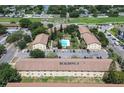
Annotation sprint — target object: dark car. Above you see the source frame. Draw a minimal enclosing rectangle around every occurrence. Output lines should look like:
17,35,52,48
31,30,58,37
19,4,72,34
107,34,111,36
120,45,124,49
3,50,7,54
112,38,116,40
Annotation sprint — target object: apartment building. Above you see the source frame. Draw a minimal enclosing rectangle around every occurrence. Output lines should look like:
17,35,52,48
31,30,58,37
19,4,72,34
15,58,112,78
79,26,101,50
32,34,49,51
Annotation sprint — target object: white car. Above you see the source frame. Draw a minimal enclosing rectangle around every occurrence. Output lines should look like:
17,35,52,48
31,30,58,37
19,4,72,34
114,41,119,46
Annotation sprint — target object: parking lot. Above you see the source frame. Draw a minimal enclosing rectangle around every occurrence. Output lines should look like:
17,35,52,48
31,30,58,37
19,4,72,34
105,31,124,59
45,49,108,59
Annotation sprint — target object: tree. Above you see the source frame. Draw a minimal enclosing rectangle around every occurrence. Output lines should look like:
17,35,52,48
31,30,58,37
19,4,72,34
47,5,67,15
97,32,109,47
33,5,44,14
91,6,98,17
69,11,80,18
121,61,124,71
107,9,119,17
51,32,57,40
64,24,79,36
90,28,98,35
0,6,4,14
0,63,21,87
6,31,23,43
31,26,47,38
29,22,43,30
30,49,45,58
23,34,32,43
47,24,53,28
117,56,123,64
17,40,27,50
0,24,7,35
0,44,6,55
103,71,124,84
19,18,32,28
95,5,112,14
60,24,63,32
58,41,62,49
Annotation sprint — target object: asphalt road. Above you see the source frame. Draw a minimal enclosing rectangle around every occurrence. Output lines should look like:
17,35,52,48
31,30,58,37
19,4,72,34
105,32,124,59
0,44,17,63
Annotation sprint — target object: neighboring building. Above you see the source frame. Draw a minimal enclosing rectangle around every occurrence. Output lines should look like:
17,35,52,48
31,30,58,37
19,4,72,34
24,14,33,18
0,13,4,17
82,33,101,50
119,12,124,16
32,34,49,50
79,26,101,50
6,83,124,87
79,26,91,36
97,14,108,18
14,58,112,78
118,26,124,39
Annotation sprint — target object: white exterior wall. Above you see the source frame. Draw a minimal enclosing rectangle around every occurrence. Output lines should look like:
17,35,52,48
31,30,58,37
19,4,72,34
19,71,104,78
87,43,101,50
32,44,46,50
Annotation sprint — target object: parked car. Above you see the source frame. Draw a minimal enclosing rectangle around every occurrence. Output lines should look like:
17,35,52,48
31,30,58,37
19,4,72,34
114,41,119,46
112,38,116,40
107,34,111,36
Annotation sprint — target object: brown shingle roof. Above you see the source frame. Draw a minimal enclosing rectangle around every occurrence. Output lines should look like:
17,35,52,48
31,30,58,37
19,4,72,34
15,58,112,72
78,26,91,34
82,33,101,45
32,34,49,45
79,26,101,45
6,83,124,87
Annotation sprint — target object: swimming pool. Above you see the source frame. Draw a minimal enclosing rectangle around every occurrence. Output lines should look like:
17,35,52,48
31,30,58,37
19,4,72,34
60,39,70,48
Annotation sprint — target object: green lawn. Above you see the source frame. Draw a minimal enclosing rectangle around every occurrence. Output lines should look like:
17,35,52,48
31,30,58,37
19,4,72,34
69,16,124,24
0,17,64,23
21,76,104,84
109,28,118,36
0,18,43,22
1,17,124,24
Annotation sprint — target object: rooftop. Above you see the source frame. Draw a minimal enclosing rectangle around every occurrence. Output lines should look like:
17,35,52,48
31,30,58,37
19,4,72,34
82,33,101,45
79,26,101,45
32,33,49,45
15,58,112,72
78,26,91,34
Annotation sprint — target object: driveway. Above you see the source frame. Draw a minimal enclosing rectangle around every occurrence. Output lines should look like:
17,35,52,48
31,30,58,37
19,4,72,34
16,49,30,58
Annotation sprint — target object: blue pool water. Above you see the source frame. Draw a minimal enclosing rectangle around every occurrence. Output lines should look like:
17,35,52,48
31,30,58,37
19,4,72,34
60,39,70,48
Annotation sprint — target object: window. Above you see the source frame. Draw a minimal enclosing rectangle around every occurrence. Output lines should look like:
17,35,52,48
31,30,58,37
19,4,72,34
94,74,96,76
87,73,89,75
26,73,29,75
100,74,102,76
